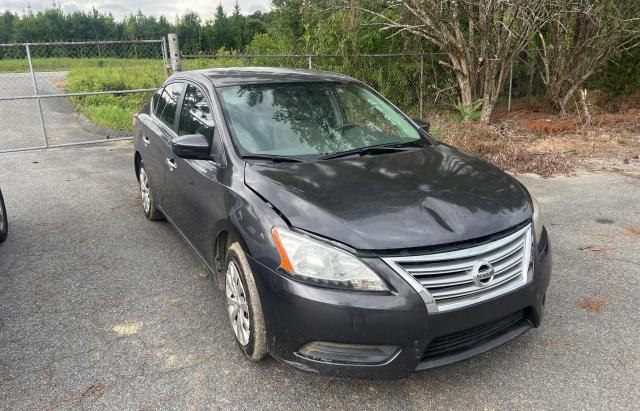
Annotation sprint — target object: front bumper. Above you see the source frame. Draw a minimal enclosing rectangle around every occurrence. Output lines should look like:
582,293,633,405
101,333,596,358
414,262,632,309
248,228,552,378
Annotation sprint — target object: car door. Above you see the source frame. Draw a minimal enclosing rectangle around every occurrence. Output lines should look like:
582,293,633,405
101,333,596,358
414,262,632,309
146,81,184,209
164,82,228,265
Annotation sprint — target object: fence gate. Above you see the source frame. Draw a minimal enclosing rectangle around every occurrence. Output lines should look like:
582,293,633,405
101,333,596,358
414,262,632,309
0,39,168,153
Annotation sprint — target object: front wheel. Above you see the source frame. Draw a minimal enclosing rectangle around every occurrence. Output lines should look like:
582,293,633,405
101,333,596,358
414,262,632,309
224,241,268,361
0,190,7,242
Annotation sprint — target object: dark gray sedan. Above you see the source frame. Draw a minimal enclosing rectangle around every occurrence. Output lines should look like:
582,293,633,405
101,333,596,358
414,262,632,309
133,67,551,378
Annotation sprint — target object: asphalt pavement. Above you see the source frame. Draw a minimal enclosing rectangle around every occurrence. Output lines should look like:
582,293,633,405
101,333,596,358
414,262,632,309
0,72,130,151
0,143,639,409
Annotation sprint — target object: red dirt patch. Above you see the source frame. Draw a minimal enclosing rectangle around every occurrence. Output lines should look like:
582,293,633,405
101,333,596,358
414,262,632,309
438,120,573,177
578,245,615,253
526,118,579,134
579,298,605,313
434,98,640,176
623,224,640,237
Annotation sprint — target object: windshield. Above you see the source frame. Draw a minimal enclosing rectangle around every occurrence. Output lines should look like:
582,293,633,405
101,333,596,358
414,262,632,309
216,82,423,158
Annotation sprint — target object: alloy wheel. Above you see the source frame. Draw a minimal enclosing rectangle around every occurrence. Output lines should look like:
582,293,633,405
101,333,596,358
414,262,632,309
226,261,250,346
139,168,151,213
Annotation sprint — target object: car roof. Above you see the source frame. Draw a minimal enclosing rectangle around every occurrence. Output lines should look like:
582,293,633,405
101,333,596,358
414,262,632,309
177,67,359,87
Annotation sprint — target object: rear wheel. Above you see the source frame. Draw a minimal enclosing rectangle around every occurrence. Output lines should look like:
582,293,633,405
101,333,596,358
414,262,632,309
0,190,7,242
224,242,267,361
138,162,163,221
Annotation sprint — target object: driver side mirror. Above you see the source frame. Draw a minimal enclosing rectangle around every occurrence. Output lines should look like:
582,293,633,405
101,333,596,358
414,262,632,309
413,119,430,133
171,134,211,160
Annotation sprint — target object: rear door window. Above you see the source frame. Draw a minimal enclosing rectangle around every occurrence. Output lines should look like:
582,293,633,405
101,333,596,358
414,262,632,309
156,82,184,130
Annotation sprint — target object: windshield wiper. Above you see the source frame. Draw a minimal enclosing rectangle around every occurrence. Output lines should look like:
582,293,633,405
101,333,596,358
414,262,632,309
242,154,306,163
319,142,421,160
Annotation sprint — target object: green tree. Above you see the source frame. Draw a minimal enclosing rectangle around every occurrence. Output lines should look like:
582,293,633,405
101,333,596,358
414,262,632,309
538,0,640,116
0,10,16,43
208,5,229,51
247,0,308,54
229,1,245,51
176,12,202,54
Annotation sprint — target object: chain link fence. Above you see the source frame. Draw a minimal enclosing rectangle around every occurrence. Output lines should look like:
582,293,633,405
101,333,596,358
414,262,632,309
0,39,166,153
0,37,547,153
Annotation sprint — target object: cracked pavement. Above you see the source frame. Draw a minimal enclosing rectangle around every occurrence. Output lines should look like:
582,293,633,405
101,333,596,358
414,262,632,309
0,143,639,409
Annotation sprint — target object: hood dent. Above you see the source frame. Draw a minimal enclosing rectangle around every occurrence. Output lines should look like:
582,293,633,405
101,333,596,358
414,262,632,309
245,145,532,250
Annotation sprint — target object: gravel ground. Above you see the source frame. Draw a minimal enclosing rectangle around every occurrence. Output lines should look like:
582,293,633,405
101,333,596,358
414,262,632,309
0,143,639,410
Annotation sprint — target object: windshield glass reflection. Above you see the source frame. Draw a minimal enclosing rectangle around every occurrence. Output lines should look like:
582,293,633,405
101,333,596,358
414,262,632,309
217,82,421,158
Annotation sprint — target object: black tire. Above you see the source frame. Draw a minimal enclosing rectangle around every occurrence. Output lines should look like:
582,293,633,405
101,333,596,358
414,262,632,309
0,190,7,243
138,162,163,221
224,241,268,361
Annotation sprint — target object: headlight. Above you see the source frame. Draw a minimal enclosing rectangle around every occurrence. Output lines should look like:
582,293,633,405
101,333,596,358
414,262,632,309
532,196,544,243
271,227,389,292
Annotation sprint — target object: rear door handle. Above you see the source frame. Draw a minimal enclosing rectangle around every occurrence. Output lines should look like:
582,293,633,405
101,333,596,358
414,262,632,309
143,135,150,145
166,158,177,171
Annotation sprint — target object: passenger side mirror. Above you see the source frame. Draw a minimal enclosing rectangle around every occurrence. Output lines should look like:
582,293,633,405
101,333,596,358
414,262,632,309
171,134,211,160
413,119,430,133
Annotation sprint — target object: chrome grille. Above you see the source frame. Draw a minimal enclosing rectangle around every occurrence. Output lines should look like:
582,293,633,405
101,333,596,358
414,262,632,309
383,225,533,312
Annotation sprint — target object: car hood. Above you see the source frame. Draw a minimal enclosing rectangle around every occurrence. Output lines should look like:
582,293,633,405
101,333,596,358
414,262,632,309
244,144,532,251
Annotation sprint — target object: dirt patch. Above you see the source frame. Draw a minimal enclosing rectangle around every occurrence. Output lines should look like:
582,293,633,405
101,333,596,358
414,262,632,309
543,339,581,352
578,245,615,253
437,119,573,177
623,224,640,237
433,102,640,177
81,384,107,399
130,193,142,207
526,118,579,134
54,78,67,92
578,298,605,313
615,356,638,369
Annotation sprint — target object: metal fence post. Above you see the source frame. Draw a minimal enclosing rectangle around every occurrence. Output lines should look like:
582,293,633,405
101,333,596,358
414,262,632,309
168,33,182,72
419,54,424,118
161,38,171,76
508,60,513,112
308,54,312,70
25,44,49,148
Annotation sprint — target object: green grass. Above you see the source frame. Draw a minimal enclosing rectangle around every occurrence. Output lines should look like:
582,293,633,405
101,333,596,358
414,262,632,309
0,57,163,73
57,57,266,131
60,60,164,131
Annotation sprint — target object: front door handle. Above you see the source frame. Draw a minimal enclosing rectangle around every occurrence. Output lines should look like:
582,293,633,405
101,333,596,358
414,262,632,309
166,158,177,171
143,135,150,145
